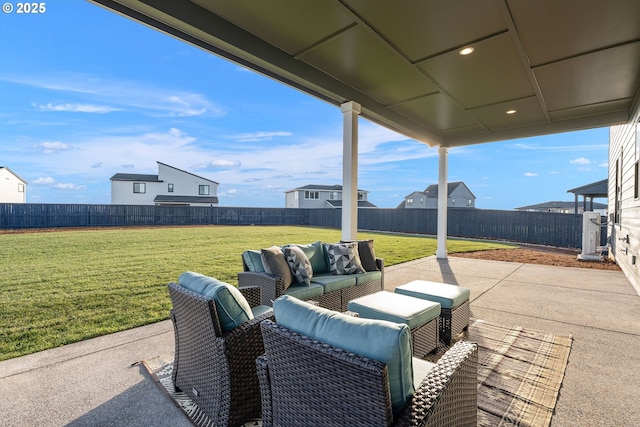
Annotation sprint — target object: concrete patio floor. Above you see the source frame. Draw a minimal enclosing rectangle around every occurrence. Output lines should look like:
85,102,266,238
1,256,639,426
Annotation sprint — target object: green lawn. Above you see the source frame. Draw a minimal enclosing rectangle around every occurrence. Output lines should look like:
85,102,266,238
0,225,515,360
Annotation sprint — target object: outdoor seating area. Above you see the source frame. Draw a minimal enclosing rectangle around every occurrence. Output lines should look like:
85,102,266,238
169,268,477,426
2,255,639,427
167,240,480,426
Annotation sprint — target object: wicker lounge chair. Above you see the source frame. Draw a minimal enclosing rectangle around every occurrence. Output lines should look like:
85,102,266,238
168,281,274,427
257,318,478,427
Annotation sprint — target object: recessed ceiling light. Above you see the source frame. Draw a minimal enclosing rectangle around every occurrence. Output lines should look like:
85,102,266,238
506,109,517,115
459,46,474,56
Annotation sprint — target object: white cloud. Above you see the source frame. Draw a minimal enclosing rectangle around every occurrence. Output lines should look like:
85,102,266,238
31,176,85,191
207,159,241,168
570,157,591,165
524,172,538,177
512,143,607,152
33,177,55,185
34,141,73,154
2,73,225,118
36,103,120,113
225,131,292,142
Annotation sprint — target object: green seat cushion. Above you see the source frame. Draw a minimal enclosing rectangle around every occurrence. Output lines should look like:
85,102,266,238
395,280,470,309
289,241,328,274
310,273,356,293
353,270,382,285
348,291,441,330
251,305,274,318
178,272,253,332
242,250,265,273
274,295,414,416
283,282,324,301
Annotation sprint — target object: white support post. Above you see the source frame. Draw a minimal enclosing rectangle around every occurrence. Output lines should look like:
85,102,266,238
436,146,448,259
341,101,361,242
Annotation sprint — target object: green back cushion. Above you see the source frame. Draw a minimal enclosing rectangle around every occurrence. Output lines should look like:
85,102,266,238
274,295,414,415
242,250,265,273
178,272,253,332
290,241,328,274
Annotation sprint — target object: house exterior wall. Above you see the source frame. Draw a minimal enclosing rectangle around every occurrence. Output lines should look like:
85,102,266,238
608,109,640,295
404,191,428,208
157,163,218,204
0,168,26,203
449,185,475,207
285,188,366,208
111,179,162,205
111,163,218,206
404,184,474,208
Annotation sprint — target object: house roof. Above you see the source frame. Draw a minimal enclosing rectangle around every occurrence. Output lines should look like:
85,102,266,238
515,201,608,210
325,200,378,209
157,161,219,185
0,166,27,184
567,179,608,198
110,173,161,182
154,195,219,204
91,0,640,148
109,162,219,184
408,181,475,199
286,184,368,193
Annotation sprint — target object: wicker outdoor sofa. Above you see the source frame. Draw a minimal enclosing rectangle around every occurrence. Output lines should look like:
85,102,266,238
257,296,479,427
238,240,384,311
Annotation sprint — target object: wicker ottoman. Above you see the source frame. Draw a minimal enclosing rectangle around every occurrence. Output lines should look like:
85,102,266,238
395,280,470,345
347,291,441,358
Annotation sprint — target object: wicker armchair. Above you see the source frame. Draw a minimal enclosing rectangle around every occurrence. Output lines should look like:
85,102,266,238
257,319,478,427
168,282,274,427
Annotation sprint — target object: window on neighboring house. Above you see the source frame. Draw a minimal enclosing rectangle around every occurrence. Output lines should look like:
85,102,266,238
304,190,319,199
406,198,413,206
199,185,210,195
133,183,146,194
451,198,456,205
18,183,24,192
467,199,472,206
168,183,174,193
329,191,338,200
357,192,364,200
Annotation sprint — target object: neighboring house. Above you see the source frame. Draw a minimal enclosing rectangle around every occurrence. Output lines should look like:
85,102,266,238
110,161,219,206
285,184,377,208
0,166,27,203
401,181,475,209
515,201,608,215
609,114,640,294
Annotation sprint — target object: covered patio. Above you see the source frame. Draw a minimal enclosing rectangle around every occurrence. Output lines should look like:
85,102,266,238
1,256,638,425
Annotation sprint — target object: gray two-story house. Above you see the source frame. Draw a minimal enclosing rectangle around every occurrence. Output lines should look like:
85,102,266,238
402,181,475,209
285,184,377,208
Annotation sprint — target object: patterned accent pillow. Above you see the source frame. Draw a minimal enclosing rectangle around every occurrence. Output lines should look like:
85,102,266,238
324,242,365,275
341,239,378,271
284,246,313,286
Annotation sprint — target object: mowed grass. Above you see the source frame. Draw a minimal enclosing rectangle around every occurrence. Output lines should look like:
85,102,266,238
0,225,515,360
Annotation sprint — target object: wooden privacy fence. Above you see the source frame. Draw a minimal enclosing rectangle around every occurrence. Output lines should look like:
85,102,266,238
0,204,605,249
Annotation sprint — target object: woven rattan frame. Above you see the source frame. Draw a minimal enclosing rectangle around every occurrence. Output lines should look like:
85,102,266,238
440,300,470,345
411,317,439,358
258,319,477,427
168,282,274,427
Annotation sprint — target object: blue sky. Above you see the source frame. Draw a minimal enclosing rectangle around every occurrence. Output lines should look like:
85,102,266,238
0,1,609,209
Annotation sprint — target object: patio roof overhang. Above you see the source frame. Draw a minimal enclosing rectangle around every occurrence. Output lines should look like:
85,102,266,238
91,0,640,148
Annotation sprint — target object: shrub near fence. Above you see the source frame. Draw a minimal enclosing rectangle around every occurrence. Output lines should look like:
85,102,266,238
0,204,605,249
